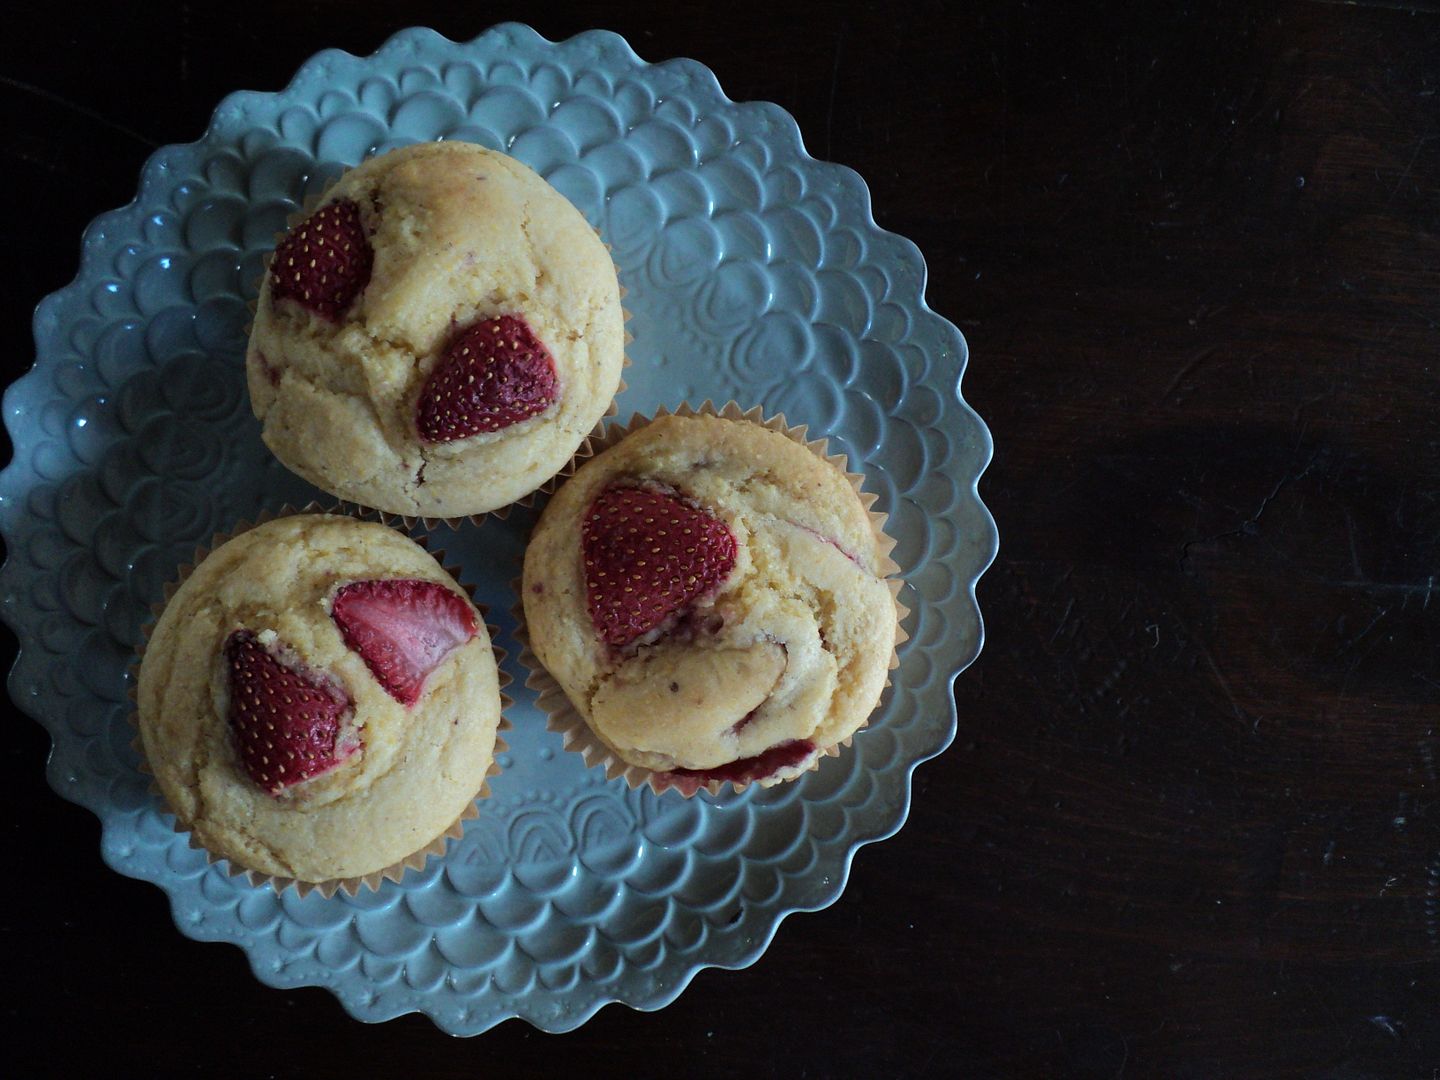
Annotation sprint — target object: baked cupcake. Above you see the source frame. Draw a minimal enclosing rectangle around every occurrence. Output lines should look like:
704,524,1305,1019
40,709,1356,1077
522,409,900,794
136,513,502,888
246,141,626,520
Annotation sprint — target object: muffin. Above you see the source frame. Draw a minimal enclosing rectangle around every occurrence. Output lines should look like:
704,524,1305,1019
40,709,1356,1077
246,141,626,519
522,410,900,793
136,513,502,887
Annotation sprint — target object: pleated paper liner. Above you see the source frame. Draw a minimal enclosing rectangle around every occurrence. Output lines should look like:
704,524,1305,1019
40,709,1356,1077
515,401,910,798
126,504,513,899
245,151,633,530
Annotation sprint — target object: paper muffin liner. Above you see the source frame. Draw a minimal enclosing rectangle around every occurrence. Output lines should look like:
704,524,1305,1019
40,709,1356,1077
514,401,909,798
244,153,633,530
127,503,513,899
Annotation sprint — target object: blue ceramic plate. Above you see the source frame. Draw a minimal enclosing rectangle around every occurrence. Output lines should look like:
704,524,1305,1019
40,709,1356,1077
0,25,996,1034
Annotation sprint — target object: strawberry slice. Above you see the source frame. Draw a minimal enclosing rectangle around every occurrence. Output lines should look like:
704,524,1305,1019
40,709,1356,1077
223,630,357,796
415,314,559,442
665,738,817,788
582,485,737,648
269,198,373,319
330,579,478,706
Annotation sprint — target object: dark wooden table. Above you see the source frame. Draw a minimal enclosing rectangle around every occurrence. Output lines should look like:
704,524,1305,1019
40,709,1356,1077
4,2,1438,1076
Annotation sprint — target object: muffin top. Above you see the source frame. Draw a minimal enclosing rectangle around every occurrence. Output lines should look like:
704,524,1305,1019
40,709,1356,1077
522,414,898,785
246,141,625,518
136,514,500,883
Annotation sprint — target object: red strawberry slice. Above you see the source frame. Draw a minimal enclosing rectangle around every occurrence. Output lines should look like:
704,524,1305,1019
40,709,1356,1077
665,738,817,789
223,630,357,796
582,485,737,648
330,579,478,706
269,198,373,319
415,314,559,442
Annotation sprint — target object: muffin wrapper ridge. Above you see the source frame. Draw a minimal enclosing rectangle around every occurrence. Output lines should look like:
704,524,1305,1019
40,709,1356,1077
513,401,910,799
126,503,513,899
245,163,633,531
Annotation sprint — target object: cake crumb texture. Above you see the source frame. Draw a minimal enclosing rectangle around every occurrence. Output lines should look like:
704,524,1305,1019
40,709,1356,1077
137,514,501,882
247,142,625,517
523,414,898,777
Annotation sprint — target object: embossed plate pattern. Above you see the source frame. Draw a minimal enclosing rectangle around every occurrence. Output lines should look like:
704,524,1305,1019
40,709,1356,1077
0,25,996,1033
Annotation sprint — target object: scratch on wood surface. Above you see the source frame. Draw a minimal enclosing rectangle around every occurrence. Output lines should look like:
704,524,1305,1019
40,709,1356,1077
1291,388,1333,426
0,75,158,147
1334,578,1435,608
1342,509,1364,578
1179,458,1321,570
1050,597,1077,643
1160,346,1217,403
1306,0,1440,14
1388,135,1436,200
1198,642,1246,724
1339,605,1393,652
1426,853,1440,947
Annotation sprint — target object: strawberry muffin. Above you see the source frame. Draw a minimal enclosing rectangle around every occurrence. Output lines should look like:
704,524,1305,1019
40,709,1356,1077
136,514,502,885
246,141,625,519
522,412,899,792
